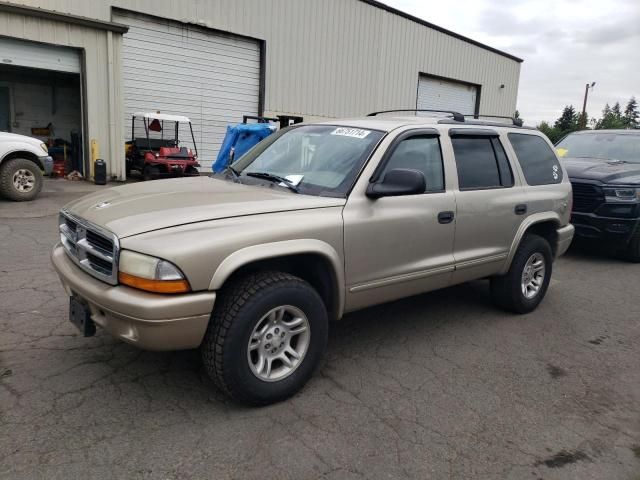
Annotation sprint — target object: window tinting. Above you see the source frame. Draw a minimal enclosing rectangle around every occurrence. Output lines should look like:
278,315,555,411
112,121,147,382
492,138,514,187
380,136,444,192
452,137,503,190
509,133,562,185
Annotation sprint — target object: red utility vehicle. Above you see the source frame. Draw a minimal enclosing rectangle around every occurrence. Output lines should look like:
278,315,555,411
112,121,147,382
125,112,200,180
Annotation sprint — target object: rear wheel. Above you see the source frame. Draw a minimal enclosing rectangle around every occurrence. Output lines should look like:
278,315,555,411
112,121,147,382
491,234,552,314
142,165,160,181
0,158,44,201
201,271,328,406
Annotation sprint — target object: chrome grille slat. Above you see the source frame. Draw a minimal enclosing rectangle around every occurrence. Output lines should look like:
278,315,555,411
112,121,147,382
58,210,120,285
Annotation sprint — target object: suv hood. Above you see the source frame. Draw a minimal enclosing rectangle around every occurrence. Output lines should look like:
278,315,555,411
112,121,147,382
0,131,44,148
64,176,345,238
561,157,640,185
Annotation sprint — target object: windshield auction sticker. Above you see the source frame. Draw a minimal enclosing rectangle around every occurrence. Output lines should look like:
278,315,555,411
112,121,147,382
331,127,371,139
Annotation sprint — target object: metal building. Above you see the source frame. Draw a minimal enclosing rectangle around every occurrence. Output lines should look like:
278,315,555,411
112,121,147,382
0,0,522,179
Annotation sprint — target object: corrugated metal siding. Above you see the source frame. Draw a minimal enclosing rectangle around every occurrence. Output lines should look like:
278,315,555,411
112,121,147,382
0,8,125,179
6,0,521,119
113,11,260,170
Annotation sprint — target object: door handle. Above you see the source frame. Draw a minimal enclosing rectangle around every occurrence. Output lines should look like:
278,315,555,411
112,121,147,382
515,204,527,215
438,211,455,224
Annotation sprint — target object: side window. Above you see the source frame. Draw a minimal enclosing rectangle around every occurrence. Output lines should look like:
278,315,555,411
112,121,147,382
492,138,514,187
379,136,444,192
508,133,562,185
451,136,513,190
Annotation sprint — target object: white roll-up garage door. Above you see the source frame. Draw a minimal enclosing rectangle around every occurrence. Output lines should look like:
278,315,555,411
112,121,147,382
0,38,80,73
114,11,261,170
417,75,478,116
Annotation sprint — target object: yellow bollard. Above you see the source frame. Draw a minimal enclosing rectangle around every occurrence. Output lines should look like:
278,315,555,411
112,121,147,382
90,139,99,179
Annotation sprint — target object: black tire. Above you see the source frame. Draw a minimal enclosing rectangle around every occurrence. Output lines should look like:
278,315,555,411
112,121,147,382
142,165,160,181
490,234,553,314
624,230,640,262
201,271,328,406
0,158,44,201
185,166,199,176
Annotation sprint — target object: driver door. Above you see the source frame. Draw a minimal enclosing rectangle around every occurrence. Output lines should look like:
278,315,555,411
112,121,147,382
343,130,457,312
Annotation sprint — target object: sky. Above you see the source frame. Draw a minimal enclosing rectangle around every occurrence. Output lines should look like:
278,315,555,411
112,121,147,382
382,0,640,126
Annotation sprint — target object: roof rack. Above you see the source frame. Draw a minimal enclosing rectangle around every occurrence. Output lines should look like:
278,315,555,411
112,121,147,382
367,109,465,122
463,115,523,127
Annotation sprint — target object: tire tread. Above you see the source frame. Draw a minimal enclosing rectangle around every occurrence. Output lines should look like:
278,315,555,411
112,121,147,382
202,271,310,404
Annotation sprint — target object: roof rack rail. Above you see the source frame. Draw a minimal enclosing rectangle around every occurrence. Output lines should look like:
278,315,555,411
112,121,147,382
367,109,465,122
464,114,523,127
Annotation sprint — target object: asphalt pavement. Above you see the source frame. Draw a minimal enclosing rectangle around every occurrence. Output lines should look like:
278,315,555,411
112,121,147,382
1,178,639,479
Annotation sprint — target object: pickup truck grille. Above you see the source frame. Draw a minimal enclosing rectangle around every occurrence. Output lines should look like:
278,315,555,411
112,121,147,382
571,182,604,213
59,210,119,285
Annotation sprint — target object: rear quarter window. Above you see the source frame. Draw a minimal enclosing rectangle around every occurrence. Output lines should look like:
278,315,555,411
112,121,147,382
508,133,562,185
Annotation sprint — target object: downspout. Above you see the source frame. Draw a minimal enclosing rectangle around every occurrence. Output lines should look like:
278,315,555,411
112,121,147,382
106,30,122,180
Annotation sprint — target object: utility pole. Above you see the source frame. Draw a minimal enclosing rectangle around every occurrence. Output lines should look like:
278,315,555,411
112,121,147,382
581,82,596,127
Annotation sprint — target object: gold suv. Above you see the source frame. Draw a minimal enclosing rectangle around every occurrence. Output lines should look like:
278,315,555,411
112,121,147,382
52,111,574,405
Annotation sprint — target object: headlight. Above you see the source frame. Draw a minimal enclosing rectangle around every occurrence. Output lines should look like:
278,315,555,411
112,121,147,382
603,187,640,201
118,250,190,294
40,143,49,154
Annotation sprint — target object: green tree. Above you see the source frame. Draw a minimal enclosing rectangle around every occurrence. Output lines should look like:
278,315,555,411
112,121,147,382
596,102,627,129
624,97,639,128
554,105,579,134
537,121,562,144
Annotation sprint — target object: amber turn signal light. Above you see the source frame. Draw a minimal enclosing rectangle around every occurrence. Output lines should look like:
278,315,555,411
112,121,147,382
118,272,191,294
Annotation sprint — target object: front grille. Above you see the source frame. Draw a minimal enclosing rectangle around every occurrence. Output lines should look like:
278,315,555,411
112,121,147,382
86,230,114,254
59,210,119,285
571,182,604,213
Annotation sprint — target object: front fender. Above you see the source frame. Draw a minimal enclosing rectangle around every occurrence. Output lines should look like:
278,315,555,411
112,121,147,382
209,239,345,317
500,212,562,274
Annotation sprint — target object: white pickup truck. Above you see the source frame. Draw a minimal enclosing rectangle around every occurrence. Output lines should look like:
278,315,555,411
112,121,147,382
0,132,53,201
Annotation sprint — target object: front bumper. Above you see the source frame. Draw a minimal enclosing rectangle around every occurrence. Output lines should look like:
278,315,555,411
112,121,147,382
571,212,640,247
51,243,216,351
39,155,53,175
556,224,575,257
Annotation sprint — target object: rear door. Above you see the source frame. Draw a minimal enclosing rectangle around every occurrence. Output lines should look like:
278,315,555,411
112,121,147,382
447,129,528,283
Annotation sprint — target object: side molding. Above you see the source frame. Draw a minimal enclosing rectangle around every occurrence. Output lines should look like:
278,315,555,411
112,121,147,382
500,212,561,274
208,239,345,317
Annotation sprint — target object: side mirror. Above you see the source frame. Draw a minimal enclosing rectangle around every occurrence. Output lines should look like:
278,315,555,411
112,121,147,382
366,168,426,199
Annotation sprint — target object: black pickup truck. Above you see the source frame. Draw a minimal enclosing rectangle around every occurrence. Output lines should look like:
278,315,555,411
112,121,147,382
557,129,640,261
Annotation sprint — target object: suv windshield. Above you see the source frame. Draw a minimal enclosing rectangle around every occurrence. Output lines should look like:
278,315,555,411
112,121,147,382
231,125,385,197
556,133,640,163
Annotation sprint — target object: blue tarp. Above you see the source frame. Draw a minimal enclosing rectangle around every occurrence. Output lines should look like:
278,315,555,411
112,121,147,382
212,123,275,173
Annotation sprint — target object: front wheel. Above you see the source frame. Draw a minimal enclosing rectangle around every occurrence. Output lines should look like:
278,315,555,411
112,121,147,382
142,165,160,181
0,158,44,201
201,271,328,406
490,234,553,314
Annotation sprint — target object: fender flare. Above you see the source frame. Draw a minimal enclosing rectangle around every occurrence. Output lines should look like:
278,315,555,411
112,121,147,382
1,148,44,169
500,212,561,274
209,239,345,317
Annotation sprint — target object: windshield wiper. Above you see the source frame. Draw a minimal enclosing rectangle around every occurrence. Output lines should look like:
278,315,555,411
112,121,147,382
245,172,300,193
